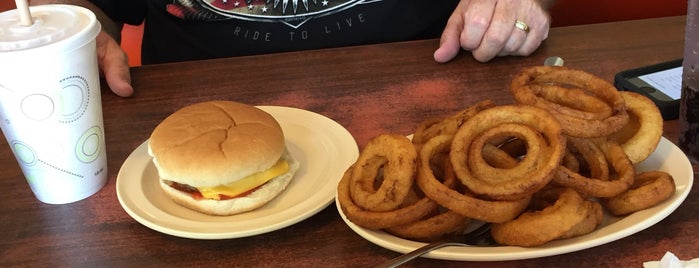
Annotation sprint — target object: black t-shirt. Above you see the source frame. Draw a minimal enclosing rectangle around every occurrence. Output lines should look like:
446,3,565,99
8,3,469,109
91,0,459,64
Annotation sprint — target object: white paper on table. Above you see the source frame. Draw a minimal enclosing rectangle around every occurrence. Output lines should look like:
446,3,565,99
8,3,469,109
644,252,699,268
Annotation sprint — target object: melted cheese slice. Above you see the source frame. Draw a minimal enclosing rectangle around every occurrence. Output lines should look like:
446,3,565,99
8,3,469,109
198,159,289,200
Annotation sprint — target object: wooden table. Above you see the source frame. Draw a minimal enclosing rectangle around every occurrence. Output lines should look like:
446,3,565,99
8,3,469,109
1,16,697,267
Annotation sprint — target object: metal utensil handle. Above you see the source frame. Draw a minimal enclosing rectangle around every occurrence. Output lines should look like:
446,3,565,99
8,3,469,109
373,241,463,268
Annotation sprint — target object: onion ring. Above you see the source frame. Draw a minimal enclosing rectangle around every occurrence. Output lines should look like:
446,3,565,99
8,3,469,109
385,208,471,242
553,139,634,198
601,171,676,216
511,66,628,138
349,134,417,212
608,91,663,164
337,165,439,229
416,135,530,223
529,84,614,120
449,105,566,200
385,155,471,242
490,188,589,247
481,142,519,169
562,137,610,183
412,100,495,150
412,117,442,148
559,200,604,239
560,152,581,174
466,123,547,192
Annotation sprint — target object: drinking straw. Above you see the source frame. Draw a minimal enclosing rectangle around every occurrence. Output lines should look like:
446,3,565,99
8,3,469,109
15,0,34,26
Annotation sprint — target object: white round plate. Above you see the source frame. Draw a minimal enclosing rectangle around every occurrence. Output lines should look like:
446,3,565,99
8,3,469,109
337,137,693,261
117,106,358,239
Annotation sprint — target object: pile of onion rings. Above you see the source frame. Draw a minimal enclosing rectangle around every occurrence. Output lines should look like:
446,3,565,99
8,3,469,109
337,66,676,246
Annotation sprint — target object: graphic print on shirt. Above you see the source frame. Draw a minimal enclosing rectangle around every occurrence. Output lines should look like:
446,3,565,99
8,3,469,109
166,0,381,28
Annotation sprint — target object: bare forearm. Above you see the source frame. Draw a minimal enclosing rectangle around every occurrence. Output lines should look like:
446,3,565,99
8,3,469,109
28,0,122,42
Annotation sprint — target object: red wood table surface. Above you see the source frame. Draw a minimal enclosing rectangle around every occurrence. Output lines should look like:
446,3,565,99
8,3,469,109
1,16,697,267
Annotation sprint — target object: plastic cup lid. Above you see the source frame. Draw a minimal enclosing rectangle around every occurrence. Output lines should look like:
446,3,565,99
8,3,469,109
0,5,98,52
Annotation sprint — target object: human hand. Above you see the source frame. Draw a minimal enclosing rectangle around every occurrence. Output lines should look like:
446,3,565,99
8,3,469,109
96,31,134,97
434,0,551,63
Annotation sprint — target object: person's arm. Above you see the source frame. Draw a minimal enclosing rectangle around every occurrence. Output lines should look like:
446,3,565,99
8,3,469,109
29,0,133,97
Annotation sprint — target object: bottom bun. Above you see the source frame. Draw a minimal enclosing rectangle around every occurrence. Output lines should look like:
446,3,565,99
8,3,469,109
160,150,300,216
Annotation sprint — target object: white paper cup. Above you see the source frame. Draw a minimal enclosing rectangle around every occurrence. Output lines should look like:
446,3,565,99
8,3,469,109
0,5,107,204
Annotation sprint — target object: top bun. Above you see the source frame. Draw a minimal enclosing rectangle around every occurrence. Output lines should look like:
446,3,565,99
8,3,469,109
148,101,285,187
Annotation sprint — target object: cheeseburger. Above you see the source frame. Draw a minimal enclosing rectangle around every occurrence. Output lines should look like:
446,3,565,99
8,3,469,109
148,101,299,216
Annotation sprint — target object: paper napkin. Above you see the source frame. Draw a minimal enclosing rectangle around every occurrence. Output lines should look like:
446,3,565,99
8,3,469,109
644,252,699,268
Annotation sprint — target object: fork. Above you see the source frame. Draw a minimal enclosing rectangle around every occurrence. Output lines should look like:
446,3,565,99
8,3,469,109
373,223,495,268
